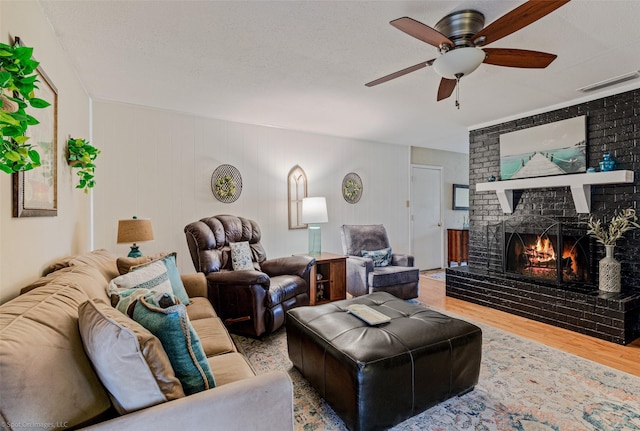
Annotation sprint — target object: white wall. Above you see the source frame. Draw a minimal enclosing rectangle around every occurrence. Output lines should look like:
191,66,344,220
0,1,469,302
0,0,92,303
92,101,412,274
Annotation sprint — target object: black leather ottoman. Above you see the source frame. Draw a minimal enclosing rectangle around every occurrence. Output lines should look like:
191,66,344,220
286,292,482,431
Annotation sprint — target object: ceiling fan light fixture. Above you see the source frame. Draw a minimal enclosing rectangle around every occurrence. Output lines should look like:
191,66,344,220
433,47,486,79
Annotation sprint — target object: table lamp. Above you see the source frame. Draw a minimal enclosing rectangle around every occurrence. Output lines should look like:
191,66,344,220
117,216,154,257
302,197,328,255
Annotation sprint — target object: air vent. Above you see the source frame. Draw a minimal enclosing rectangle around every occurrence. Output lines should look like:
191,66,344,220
577,71,640,93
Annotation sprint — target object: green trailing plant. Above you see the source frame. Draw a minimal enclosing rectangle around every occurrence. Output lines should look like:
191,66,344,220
68,137,100,193
0,41,51,174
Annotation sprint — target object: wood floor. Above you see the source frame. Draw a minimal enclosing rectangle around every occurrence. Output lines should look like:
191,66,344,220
419,272,640,377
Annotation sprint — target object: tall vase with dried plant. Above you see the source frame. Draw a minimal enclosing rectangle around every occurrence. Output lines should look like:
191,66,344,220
587,208,640,292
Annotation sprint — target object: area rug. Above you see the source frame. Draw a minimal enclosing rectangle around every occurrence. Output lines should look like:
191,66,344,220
422,271,446,281
232,311,640,431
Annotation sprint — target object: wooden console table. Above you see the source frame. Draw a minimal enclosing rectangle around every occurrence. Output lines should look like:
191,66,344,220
307,252,347,305
447,229,469,267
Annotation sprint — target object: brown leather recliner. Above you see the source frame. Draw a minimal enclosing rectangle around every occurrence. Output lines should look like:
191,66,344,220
184,214,315,337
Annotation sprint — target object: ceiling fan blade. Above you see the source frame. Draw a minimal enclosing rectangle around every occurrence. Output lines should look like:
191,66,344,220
365,60,434,87
437,78,457,101
483,48,557,68
472,0,570,46
390,17,453,48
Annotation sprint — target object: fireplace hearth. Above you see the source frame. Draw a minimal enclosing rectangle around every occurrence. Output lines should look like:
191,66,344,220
448,214,640,345
446,265,640,345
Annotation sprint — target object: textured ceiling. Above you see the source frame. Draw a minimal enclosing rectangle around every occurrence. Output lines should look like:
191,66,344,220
39,0,640,153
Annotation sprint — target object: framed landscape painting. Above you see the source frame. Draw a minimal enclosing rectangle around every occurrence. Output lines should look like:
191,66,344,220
499,116,587,181
453,184,469,210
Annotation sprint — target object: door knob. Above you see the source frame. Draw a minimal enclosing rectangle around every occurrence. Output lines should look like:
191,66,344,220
437,222,442,227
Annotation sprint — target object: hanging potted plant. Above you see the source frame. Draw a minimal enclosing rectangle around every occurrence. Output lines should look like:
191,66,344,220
0,41,51,174
67,137,100,193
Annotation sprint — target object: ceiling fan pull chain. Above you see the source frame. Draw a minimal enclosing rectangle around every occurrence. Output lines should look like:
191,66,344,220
455,74,462,109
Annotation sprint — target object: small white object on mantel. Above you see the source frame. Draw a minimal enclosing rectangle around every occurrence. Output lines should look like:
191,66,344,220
476,170,635,214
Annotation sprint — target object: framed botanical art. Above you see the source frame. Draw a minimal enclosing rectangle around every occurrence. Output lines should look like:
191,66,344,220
342,172,362,204
211,164,242,203
12,37,58,217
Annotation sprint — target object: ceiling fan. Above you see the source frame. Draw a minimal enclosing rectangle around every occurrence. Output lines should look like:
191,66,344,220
365,0,571,108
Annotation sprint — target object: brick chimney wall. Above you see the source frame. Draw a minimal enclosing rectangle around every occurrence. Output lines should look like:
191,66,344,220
446,88,640,344
468,88,639,290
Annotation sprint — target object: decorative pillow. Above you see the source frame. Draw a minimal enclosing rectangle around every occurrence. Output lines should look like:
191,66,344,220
78,299,185,414
107,260,174,313
131,253,190,306
133,293,216,395
361,247,393,267
112,288,154,317
117,252,175,275
230,241,254,271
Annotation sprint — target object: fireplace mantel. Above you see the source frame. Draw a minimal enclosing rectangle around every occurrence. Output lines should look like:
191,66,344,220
476,170,635,214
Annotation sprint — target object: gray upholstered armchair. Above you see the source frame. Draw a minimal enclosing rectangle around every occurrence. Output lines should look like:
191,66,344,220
339,224,419,299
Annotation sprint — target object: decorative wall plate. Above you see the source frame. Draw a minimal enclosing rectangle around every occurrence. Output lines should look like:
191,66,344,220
211,164,242,203
342,172,362,204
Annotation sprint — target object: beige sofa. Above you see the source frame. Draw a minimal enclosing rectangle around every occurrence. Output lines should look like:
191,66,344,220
0,250,294,431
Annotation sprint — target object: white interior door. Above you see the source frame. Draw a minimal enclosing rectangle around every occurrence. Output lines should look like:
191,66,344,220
411,166,443,270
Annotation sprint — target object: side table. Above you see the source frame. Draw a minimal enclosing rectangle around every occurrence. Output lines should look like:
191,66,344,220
306,252,347,305
447,229,469,267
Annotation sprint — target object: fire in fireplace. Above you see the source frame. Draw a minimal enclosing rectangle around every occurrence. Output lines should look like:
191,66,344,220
506,232,589,283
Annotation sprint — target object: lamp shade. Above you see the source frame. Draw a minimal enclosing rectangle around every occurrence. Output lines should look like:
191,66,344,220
432,47,486,79
301,197,328,224
117,218,154,244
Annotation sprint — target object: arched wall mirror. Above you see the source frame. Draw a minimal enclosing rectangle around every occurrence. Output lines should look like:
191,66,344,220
288,165,308,229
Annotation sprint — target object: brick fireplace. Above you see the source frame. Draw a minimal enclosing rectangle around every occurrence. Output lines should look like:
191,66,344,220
446,88,640,345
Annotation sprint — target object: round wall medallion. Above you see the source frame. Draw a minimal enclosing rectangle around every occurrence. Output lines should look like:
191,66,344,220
211,164,242,203
342,172,363,204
